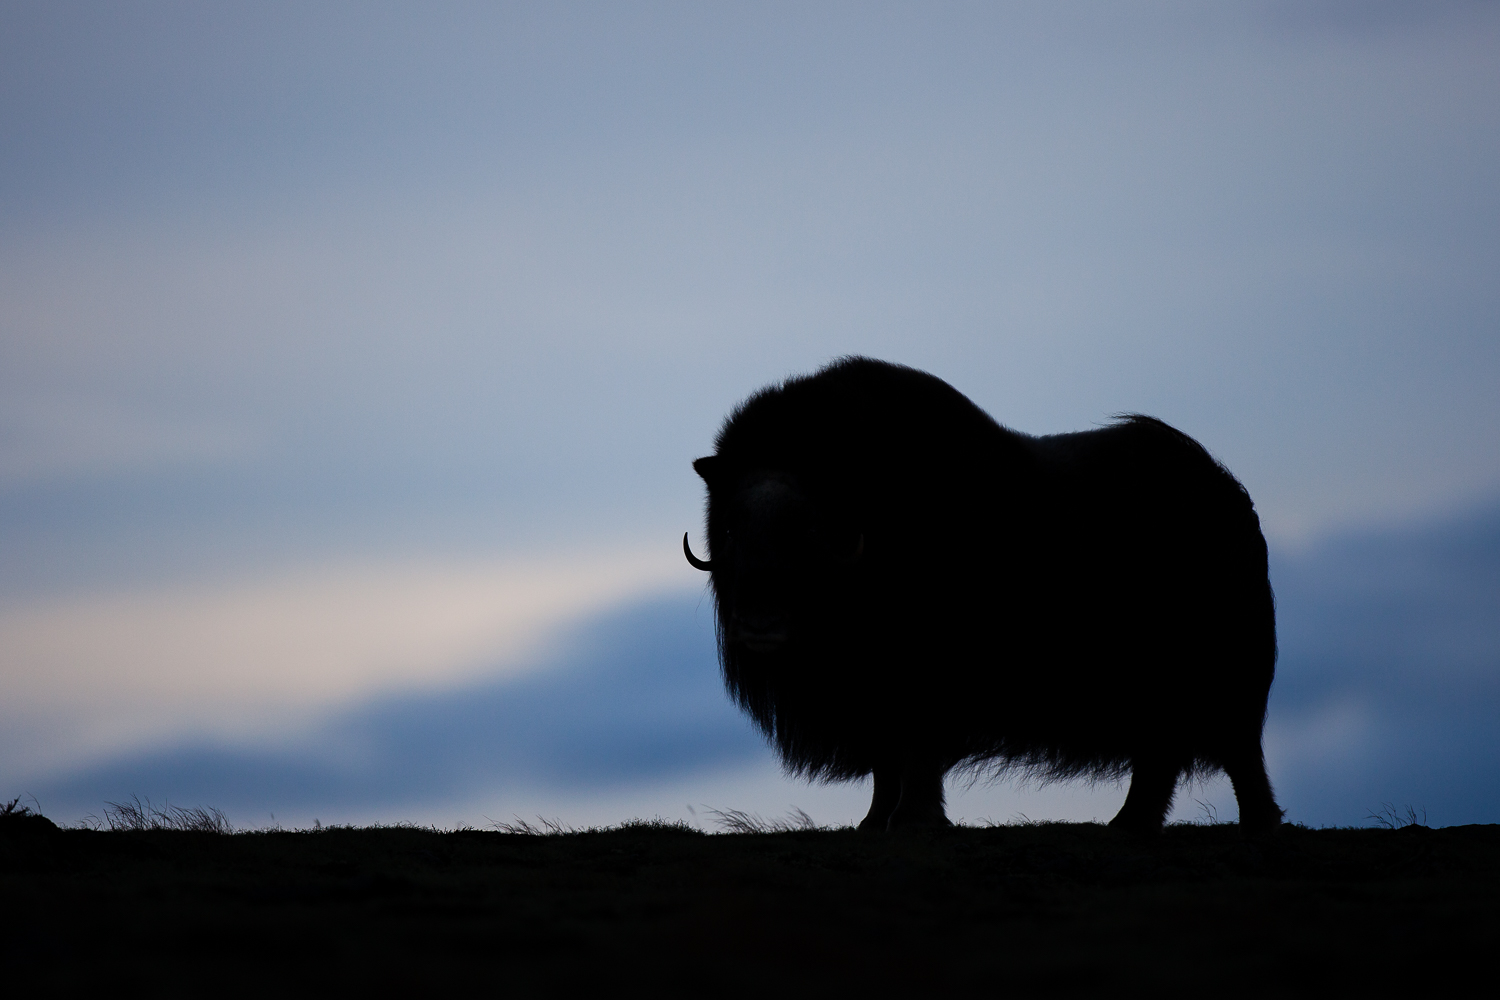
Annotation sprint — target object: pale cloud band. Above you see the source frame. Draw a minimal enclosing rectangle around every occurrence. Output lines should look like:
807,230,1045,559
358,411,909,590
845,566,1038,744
0,546,694,783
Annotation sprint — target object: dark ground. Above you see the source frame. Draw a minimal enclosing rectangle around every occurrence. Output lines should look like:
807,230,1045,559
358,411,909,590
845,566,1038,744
2,805,1494,993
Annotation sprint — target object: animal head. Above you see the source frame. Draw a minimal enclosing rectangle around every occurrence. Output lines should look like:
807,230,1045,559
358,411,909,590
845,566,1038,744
685,455,863,654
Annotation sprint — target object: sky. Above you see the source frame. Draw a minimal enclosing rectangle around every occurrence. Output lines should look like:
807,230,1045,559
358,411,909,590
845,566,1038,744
2,1,1498,830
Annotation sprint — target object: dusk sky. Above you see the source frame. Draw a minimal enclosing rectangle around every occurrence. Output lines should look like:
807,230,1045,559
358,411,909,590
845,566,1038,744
3,2,1497,829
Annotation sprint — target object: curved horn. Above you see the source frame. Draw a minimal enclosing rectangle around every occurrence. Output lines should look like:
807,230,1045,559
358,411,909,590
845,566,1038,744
683,533,713,571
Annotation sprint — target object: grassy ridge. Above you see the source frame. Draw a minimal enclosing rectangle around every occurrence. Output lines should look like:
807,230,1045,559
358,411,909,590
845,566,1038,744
3,806,1495,992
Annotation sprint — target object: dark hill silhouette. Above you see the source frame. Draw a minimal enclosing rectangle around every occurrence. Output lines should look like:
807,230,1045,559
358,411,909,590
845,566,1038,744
2,805,1496,991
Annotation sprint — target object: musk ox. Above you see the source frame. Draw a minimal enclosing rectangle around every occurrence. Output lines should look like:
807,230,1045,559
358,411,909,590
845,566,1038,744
684,357,1282,832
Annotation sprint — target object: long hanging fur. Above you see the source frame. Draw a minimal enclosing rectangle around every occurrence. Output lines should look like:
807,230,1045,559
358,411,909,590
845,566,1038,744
690,357,1281,831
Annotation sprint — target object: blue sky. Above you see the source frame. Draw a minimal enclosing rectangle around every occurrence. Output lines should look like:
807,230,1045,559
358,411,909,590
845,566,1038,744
2,2,1498,828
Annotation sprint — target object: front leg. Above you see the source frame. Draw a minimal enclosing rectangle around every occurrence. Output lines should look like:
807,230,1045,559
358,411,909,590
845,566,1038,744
858,763,902,832
1108,756,1182,833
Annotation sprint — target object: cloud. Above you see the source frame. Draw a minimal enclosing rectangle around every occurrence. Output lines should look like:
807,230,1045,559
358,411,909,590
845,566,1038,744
0,546,689,782
28,592,762,824
18,502,1500,829
1267,502,1500,826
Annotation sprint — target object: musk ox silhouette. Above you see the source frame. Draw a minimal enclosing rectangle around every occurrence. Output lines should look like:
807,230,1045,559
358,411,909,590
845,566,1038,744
685,357,1282,832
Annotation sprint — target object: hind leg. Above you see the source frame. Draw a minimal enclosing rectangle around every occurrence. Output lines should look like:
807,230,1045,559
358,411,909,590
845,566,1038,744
885,758,951,831
1223,747,1283,833
1109,758,1182,832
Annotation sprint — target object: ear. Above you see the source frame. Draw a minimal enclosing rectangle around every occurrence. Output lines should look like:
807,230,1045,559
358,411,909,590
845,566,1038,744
692,455,719,483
